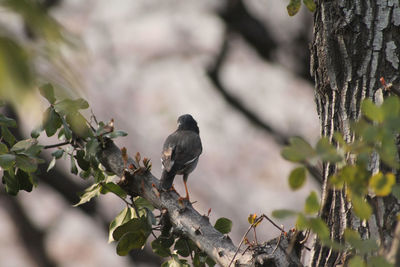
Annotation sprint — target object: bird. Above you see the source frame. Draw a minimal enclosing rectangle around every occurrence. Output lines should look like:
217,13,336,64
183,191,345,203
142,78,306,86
160,114,202,201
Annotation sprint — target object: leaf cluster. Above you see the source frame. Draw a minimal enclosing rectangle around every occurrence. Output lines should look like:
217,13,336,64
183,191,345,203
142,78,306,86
277,96,400,266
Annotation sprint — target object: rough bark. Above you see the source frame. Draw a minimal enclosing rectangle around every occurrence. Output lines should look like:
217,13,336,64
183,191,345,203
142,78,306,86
310,0,400,266
97,139,302,266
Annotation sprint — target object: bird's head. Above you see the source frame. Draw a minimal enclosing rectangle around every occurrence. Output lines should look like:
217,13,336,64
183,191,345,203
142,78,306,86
177,114,199,134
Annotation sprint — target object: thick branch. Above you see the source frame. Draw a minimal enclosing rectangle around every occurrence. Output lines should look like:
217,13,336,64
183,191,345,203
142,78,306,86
97,139,302,266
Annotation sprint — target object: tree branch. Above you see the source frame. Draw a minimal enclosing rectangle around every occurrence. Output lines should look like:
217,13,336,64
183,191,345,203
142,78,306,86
97,139,303,266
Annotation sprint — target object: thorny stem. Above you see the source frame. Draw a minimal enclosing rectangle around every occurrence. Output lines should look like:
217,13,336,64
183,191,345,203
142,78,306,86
228,214,287,267
228,216,264,267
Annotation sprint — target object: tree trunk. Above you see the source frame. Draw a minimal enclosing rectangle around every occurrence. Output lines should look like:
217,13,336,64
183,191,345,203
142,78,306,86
310,0,400,266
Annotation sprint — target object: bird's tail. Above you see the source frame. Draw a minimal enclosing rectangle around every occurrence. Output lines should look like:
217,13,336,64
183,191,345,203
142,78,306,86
160,170,175,190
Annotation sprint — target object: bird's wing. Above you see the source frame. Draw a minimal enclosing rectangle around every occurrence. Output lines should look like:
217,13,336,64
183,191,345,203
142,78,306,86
161,144,175,172
173,131,202,167
161,130,202,171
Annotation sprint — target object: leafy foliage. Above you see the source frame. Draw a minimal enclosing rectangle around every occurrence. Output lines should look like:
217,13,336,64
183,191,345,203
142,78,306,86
277,95,400,266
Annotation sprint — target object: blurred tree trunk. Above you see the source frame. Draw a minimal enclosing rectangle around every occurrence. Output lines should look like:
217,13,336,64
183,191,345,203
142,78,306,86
310,0,400,266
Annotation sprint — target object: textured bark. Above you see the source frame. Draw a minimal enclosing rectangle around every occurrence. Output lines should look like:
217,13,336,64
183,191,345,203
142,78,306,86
310,0,400,266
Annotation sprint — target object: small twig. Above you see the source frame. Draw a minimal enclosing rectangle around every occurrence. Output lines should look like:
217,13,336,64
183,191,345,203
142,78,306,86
253,227,258,245
228,216,263,267
260,214,285,232
241,245,251,256
271,230,284,255
44,141,70,149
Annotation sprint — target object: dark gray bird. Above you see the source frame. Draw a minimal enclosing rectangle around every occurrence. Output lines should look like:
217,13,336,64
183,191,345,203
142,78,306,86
160,114,202,201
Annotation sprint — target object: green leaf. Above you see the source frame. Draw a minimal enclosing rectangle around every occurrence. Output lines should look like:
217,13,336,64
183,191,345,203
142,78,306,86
43,107,62,137
0,142,8,154
109,207,135,243
0,35,32,87
348,256,366,267
135,197,155,211
214,217,232,234
344,229,378,254
85,138,99,160
15,141,43,157
70,156,78,175
174,238,190,257
206,257,216,267
113,217,151,241
16,169,33,192
305,191,320,214
369,172,395,197
30,127,41,138
66,112,90,138
369,256,393,267
272,209,297,219
116,232,148,256
303,0,316,12
316,137,342,163
11,139,37,153
62,118,72,140
333,132,346,147
309,218,329,240
73,183,101,206
287,0,301,16
352,196,372,220
281,136,315,162
379,130,398,168
0,114,16,127
295,213,308,230
54,98,89,115
39,83,56,104
361,124,380,144
103,130,128,139
0,154,16,169
361,99,384,123
2,170,19,195
93,168,105,183
288,167,306,190
381,96,400,120
101,182,127,198
15,155,37,172
321,239,345,251
52,149,64,159
47,157,56,172
151,238,172,257
2,126,16,146
79,169,91,179
329,173,345,189
75,150,89,171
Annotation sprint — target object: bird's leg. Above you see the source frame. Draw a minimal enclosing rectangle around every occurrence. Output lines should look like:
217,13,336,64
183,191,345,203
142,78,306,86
178,175,190,202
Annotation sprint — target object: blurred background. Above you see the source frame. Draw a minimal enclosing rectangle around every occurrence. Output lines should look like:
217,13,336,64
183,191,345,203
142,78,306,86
0,0,320,266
